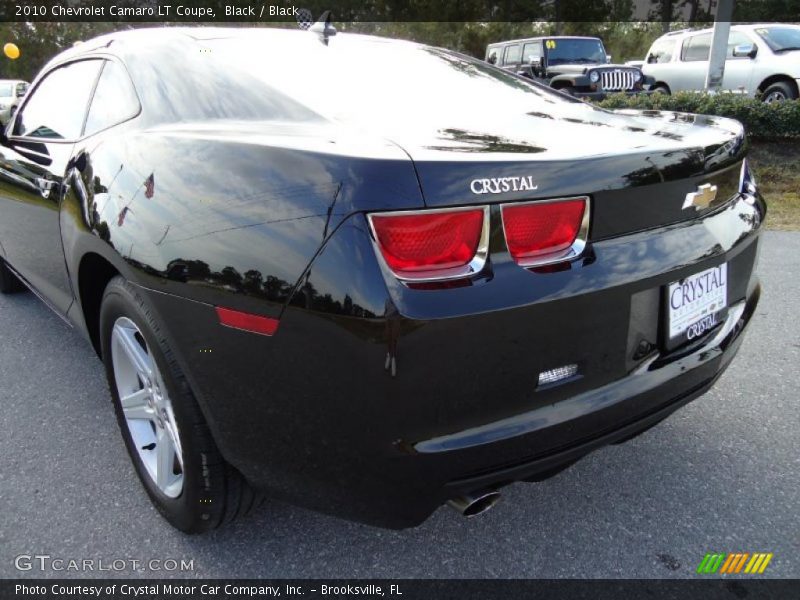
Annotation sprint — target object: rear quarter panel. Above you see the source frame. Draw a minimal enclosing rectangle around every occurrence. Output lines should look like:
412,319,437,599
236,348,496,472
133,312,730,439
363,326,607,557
60,124,424,321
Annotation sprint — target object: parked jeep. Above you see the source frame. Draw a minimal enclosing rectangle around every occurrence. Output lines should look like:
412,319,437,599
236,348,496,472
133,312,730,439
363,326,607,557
486,36,652,98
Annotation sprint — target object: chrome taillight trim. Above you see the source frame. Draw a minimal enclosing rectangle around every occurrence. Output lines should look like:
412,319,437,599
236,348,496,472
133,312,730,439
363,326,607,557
500,196,591,268
366,205,491,283
739,158,757,196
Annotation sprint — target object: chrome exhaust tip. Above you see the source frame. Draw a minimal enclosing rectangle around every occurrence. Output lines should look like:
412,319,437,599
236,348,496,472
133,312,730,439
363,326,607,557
447,489,501,518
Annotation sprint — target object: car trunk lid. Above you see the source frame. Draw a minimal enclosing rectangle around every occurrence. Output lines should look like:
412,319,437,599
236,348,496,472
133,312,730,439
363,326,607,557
384,106,746,239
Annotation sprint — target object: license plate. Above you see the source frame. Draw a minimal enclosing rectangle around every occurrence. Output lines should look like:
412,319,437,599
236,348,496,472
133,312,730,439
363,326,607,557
667,264,727,342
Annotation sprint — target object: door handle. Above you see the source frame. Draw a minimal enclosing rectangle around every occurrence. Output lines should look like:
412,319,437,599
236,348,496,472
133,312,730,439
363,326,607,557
35,177,57,198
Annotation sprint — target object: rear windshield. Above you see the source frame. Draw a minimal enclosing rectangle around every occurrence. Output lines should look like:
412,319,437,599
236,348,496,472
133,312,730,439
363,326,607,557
137,30,569,128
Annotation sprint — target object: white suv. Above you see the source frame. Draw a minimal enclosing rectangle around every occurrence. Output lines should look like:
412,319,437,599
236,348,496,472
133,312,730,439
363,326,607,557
0,80,28,125
642,23,800,102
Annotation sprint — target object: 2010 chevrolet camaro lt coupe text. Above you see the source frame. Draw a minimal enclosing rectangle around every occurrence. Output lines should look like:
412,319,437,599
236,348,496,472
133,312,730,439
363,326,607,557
0,27,764,532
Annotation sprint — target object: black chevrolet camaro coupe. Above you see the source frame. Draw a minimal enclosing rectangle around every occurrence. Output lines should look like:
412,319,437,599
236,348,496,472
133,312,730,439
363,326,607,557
0,27,764,532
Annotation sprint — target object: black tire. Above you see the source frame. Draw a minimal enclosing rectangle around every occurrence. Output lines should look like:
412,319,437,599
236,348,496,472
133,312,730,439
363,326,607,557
761,81,797,103
559,86,577,97
99,276,262,533
0,259,25,294
652,84,670,95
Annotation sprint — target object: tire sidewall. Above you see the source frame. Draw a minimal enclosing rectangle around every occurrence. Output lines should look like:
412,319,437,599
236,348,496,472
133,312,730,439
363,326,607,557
99,279,212,532
763,82,795,103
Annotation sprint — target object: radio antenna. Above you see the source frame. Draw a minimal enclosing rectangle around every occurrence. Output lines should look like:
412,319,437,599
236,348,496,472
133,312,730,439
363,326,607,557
309,10,337,45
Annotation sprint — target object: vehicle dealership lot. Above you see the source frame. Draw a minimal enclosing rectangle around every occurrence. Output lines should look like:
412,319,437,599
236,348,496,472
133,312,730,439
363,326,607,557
1,231,797,579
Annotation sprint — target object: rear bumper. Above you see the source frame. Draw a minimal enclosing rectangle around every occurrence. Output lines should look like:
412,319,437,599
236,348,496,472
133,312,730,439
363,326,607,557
442,290,757,494
139,192,764,529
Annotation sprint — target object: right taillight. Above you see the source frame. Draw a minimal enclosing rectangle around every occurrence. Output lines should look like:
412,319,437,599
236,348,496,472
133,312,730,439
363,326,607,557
501,196,590,267
739,158,757,196
368,206,489,281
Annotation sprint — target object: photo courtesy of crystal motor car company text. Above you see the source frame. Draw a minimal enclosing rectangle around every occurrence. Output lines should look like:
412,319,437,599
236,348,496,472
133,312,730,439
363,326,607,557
0,5,785,585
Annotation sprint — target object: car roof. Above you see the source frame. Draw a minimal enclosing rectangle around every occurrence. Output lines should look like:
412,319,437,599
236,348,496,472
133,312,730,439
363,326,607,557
655,22,799,42
489,36,600,46
46,26,418,69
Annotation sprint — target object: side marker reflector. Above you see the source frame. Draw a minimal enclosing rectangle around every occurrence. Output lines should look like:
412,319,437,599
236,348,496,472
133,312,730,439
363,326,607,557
216,307,279,336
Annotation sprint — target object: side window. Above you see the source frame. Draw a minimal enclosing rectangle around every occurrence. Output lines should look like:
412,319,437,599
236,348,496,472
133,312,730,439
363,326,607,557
84,61,140,136
647,39,675,64
14,60,102,140
503,44,521,66
681,33,712,62
522,42,542,63
726,32,753,58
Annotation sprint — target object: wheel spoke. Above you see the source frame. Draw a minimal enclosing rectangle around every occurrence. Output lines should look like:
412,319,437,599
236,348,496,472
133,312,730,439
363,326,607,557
114,325,153,381
162,416,184,469
120,388,153,421
156,427,176,490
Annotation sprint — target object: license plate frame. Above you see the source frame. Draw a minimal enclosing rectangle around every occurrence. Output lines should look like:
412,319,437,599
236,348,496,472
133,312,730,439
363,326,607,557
664,263,728,350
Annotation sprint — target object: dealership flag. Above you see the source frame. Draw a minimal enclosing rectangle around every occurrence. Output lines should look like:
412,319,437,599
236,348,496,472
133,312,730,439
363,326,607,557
117,206,131,227
144,173,155,199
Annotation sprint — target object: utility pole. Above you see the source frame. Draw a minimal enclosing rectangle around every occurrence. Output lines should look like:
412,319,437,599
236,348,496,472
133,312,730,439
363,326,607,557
661,0,673,34
705,0,736,92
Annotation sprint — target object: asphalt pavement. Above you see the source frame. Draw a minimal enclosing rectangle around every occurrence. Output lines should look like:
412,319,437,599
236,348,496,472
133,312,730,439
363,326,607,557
1,231,798,579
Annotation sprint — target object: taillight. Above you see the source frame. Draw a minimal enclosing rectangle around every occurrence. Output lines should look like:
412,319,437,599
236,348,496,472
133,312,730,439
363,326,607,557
739,158,757,196
501,196,590,267
368,207,489,281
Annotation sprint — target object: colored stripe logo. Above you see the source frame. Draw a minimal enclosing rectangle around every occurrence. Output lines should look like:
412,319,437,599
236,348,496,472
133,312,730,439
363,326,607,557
697,553,773,574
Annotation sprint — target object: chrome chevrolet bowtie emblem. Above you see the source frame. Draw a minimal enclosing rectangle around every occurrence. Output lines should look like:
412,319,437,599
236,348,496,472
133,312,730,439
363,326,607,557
683,183,718,211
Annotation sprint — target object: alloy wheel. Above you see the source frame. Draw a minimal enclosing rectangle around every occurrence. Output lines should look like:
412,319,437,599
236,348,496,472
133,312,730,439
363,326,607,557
111,317,184,498
764,90,787,103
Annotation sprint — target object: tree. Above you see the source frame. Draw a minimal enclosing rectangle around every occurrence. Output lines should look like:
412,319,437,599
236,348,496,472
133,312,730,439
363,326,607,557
0,22,123,81
243,269,264,295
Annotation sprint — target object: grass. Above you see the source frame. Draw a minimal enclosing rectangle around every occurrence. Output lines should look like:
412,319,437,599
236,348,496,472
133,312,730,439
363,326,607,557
748,141,800,231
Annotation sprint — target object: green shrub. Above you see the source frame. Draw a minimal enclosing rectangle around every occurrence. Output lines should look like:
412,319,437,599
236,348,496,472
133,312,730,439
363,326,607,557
591,92,800,140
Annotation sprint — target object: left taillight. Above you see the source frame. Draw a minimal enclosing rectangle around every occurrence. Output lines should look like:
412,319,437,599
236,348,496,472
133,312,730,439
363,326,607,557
368,206,489,281
501,196,590,267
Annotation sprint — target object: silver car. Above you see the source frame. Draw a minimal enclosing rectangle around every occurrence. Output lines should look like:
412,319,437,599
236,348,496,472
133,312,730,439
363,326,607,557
642,23,800,102
0,80,29,125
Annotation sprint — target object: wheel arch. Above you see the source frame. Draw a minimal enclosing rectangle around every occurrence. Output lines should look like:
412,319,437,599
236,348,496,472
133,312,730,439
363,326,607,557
756,74,798,97
77,251,121,356
549,75,584,89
